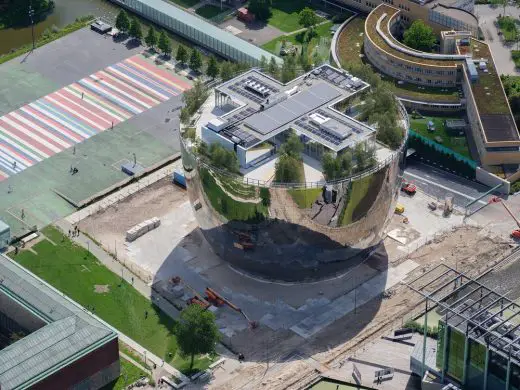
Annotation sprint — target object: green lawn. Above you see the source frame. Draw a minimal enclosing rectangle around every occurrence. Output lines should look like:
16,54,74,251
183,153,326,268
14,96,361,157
410,115,471,158
262,22,333,63
288,188,322,208
337,17,365,69
339,175,372,226
104,359,149,390
195,4,226,19
11,226,213,374
200,168,267,222
268,0,325,32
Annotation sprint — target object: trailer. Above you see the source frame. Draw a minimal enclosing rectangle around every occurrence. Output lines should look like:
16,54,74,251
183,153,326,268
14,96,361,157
173,169,186,188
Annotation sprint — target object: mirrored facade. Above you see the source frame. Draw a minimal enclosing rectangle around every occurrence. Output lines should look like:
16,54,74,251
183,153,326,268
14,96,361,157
180,136,406,281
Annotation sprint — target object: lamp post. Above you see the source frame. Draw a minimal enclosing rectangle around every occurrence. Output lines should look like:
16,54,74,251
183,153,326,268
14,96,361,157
28,4,35,51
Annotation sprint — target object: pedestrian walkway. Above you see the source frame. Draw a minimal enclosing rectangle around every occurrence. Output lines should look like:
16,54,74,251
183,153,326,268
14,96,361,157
53,219,188,382
120,351,152,374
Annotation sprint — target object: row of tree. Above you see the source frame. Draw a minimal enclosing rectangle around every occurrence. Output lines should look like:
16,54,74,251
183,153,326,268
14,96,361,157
322,143,377,181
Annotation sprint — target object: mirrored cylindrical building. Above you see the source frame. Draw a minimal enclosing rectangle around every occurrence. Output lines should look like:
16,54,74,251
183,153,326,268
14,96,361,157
180,65,408,281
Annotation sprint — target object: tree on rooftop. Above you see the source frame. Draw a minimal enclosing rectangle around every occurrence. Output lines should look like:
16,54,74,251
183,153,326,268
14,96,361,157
281,55,297,83
176,305,220,373
375,115,403,150
145,26,158,50
129,17,142,42
275,131,304,183
158,30,172,56
176,44,188,65
403,20,436,52
206,56,220,79
115,10,130,34
322,151,353,180
182,79,209,115
353,142,377,173
208,143,240,173
189,48,203,73
248,0,272,21
280,131,304,159
259,55,268,72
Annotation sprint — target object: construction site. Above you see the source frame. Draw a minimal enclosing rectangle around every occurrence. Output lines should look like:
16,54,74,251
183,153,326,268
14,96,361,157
69,152,520,389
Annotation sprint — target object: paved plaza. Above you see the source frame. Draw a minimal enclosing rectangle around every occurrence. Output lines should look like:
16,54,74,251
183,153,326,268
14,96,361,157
0,28,191,237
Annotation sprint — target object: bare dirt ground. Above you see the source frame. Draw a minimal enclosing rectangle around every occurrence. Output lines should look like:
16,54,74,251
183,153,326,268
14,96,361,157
206,225,513,390
78,178,187,281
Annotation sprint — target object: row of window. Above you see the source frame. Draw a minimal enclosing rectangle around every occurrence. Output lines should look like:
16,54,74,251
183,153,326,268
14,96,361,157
398,3,410,11
366,46,457,86
366,1,377,8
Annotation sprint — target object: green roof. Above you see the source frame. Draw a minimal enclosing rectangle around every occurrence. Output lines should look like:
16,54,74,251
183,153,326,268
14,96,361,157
0,255,117,390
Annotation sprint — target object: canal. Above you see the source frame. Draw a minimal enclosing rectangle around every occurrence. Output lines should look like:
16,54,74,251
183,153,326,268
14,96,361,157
0,0,119,55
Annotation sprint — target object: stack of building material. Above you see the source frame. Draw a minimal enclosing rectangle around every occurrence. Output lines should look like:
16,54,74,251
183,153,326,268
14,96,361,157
125,217,161,242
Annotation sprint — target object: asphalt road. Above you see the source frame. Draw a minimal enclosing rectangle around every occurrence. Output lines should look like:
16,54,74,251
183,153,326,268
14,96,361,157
403,160,493,208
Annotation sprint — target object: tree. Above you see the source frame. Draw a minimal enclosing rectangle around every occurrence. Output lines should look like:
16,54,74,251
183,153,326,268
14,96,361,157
206,56,220,79
322,151,352,180
176,44,188,65
376,115,403,150
129,17,143,41
115,10,130,34
208,143,240,173
298,7,319,40
5,0,53,26
248,0,272,21
267,57,279,78
158,30,172,56
280,131,303,159
353,143,376,173
182,80,209,115
275,153,303,183
281,56,297,83
403,20,436,52
189,49,203,73
220,61,234,81
145,26,158,49
176,305,220,372
179,107,192,126
259,55,268,72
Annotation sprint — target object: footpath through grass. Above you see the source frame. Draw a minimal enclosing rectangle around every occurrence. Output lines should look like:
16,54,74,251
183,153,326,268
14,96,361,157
410,115,471,158
11,226,213,375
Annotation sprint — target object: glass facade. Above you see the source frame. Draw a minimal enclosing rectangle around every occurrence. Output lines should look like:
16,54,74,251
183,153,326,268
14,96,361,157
437,323,520,389
110,0,275,65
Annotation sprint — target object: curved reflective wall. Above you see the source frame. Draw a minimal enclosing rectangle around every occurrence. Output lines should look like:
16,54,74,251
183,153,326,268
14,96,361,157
180,139,406,282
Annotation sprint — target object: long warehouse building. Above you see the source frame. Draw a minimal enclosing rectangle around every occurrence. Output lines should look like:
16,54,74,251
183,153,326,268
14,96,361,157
110,0,281,65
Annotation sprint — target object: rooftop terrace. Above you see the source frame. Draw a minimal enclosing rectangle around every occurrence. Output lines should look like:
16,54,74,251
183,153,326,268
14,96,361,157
212,65,376,153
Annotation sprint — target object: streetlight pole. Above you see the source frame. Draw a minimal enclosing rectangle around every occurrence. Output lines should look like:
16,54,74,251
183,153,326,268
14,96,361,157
28,4,35,51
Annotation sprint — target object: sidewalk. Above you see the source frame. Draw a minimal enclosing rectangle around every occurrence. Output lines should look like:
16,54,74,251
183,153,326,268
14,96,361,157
53,219,187,382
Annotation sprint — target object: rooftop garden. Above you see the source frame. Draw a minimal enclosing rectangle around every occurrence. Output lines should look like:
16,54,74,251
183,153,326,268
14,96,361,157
470,40,511,115
337,17,461,104
365,5,458,67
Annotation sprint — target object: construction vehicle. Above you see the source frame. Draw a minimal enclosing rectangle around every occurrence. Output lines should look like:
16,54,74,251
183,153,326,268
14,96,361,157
490,197,520,239
205,287,258,329
401,182,417,195
394,204,405,214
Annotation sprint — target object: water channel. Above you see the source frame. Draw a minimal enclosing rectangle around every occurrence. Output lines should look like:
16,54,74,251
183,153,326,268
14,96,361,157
0,0,120,55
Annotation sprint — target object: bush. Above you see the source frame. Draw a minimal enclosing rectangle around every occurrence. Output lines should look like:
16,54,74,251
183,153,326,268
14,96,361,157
404,320,439,339
510,180,520,194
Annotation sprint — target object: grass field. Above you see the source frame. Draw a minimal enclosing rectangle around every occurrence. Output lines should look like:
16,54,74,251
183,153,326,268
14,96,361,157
268,0,325,32
410,115,471,158
337,17,365,69
288,188,322,208
262,22,333,62
497,16,519,43
195,4,225,19
11,226,213,375
104,359,149,390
